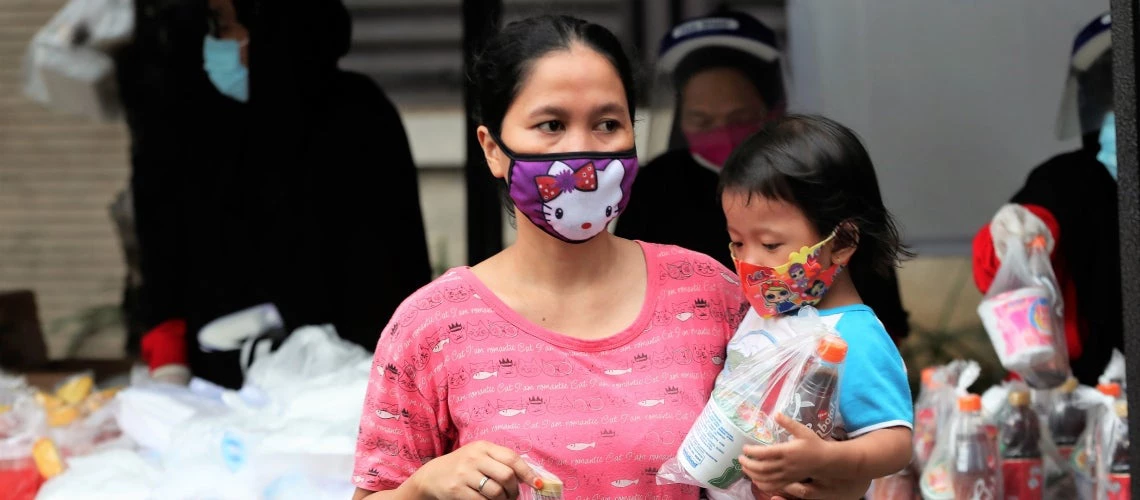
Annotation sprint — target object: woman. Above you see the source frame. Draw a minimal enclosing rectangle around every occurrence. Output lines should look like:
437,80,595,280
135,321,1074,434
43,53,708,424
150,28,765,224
351,15,747,500
616,11,912,345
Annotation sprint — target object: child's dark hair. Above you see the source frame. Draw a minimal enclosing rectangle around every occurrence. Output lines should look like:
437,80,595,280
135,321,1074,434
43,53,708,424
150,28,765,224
718,114,913,280
470,14,636,136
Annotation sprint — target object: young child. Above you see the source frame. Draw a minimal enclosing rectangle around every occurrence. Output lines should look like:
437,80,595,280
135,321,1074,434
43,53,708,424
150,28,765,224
719,115,914,499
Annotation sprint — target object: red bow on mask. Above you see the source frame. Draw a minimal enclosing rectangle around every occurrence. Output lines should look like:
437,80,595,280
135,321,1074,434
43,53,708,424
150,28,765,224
535,162,598,202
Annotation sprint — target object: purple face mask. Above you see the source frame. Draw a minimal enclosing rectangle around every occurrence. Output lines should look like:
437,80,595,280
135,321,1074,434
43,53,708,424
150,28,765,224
495,135,639,243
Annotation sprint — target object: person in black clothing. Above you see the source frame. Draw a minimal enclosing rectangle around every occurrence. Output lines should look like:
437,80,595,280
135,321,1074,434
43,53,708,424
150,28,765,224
616,11,911,342
128,0,431,388
973,12,1120,385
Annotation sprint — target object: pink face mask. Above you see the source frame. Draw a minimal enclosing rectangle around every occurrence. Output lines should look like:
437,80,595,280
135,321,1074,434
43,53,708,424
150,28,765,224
684,121,765,171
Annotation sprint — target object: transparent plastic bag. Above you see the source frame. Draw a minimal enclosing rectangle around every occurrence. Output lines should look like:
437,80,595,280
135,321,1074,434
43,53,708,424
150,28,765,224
0,392,47,500
981,381,1070,500
657,307,846,494
868,467,919,500
22,0,132,121
519,456,565,500
977,236,1070,389
919,361,982,499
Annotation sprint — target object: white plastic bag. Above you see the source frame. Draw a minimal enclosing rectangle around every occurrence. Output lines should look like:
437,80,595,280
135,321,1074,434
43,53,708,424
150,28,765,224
23,0,133,121
35,448,159,500
657,307,846,496
977,235,1070,389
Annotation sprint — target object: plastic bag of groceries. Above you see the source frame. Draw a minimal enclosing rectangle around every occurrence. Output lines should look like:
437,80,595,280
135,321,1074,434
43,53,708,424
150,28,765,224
919,361,986,499
977,233,1070,389
657,307,847,497
0,374,47,500
1067,357,1130,500
980,380,1071,500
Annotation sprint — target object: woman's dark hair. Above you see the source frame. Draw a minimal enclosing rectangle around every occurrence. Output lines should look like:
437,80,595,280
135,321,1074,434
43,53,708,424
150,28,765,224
718,114,913,281
470,14,637,219
470,14,637,136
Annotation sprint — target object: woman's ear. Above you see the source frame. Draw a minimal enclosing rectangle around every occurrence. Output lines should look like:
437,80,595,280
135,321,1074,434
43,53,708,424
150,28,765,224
477,125,509,180
831,221,860,266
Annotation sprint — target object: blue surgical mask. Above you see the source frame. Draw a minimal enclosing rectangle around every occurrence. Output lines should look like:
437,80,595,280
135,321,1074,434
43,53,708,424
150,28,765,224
203,36,249,103
1097,112,1117,180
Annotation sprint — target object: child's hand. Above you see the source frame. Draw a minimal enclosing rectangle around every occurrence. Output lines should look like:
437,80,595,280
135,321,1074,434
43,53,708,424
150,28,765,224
740,413,836,493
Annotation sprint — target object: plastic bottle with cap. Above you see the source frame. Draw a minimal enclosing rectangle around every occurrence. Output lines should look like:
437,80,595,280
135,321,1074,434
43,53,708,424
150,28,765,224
774,335,847,442
1000,390,1043,500
1050,377,1088,460
913,366,941,470
1106,399,1130,500
1073,382,1123,499
953,394,1001,500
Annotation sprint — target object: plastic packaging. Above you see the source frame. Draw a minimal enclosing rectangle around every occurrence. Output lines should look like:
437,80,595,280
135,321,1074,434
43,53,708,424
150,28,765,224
868,467,919,500
0,387,47,500
913,367,941,471
999,388,1044,499
23,0,133,121
977,235,1070,389
657,307,846,494
951,394,1001,499
1070,382,1121,500
919,360,981,499
519,456,565,500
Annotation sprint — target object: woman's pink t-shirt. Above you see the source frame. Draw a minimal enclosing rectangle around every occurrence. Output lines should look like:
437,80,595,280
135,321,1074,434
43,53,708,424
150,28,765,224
353,242,748,499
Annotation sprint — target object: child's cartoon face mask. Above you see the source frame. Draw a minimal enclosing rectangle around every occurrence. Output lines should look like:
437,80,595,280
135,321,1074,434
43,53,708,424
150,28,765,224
494,134,639,243
730,232,844,317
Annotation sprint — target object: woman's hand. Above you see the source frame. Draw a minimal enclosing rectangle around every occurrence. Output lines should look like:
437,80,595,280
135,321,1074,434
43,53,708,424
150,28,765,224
406,440,542,500
740,413,836,492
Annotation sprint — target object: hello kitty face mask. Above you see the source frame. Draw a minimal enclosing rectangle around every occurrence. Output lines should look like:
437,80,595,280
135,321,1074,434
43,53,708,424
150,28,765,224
494,134,639,243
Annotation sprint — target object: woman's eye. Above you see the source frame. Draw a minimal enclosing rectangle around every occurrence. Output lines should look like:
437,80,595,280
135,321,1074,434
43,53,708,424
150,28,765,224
595,120,620,133
537,121,565,133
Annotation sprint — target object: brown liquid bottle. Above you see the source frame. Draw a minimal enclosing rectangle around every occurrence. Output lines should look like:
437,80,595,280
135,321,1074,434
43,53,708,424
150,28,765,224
953,394,1000,500
775,335,847,441
1049,377,1087,460
1001,390,1043,499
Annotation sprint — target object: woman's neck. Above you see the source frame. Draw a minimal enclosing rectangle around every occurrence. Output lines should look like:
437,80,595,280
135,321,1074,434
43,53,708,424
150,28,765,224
495,217,626,292
815,269,862,311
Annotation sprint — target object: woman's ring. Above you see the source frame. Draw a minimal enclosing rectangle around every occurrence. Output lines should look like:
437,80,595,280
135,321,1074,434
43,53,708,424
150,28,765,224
478,475,490,491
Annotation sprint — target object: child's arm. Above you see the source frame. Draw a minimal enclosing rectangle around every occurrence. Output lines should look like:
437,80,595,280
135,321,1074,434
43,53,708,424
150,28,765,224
740,413,913,495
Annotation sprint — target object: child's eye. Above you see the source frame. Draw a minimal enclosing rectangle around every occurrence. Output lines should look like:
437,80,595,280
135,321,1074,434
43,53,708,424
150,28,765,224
537,121,565,133
730,241,743,248
762,243,782,251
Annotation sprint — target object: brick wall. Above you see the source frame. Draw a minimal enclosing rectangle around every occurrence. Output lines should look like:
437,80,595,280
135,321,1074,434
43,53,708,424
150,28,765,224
0,0,129,358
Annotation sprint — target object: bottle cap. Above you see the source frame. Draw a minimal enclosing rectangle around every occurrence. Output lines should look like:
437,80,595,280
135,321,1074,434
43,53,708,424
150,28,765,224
1098,382,1122,398
922,367,937,387
1008,390,1031,407
958,394,982,412
1059,377,1079,394
816,335,848,364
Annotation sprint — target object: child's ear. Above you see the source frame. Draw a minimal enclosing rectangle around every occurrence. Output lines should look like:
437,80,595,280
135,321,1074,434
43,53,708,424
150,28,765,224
831,221,860,266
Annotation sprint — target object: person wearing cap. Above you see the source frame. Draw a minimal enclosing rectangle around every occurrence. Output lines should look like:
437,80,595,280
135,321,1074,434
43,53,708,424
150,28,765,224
973,12,1121,386
616,11,912,345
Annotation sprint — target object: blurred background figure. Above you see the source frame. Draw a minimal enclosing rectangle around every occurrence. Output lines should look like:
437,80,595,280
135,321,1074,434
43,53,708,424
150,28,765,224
972,12,1121,386
127,0,431,388
617,10,911,343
